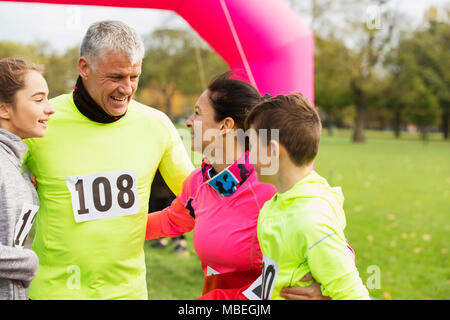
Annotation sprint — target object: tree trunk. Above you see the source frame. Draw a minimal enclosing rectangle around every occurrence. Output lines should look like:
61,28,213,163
442,109,449,140
161,85,176,121
393,110,401,139
327,113,334,136
350,78,366,143
165,95,173,120
353,92,367,143
420,126,429,141
328,126,334,136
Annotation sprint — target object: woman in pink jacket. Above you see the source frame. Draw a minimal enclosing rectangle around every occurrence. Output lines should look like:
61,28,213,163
146,73,324,300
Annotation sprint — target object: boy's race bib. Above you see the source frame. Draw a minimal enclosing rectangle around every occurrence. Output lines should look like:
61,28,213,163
243,255,279,300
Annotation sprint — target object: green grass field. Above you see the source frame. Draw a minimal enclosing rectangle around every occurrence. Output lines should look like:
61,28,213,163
145,129,450,300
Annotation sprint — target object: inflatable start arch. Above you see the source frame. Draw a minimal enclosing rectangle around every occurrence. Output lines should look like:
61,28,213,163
3,0,314,101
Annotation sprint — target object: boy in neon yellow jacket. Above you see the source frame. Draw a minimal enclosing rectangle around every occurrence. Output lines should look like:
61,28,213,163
244,93,370,300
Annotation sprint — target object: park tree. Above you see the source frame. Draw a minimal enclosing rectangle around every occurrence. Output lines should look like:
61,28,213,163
288,0,359,134
0,41,42,60
0,41,79,98
404,77,440,141
288,0,405,142
377,73,408,138
420,11,450,140
344,0,403,143
43,46,79,98
140,28,227,119
314,35,354,134
384,6,450,140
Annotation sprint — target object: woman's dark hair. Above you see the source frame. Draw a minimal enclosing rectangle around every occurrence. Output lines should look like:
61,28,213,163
207,71,261,129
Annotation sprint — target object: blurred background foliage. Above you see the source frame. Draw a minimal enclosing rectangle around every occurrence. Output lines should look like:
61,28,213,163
1,1,448,143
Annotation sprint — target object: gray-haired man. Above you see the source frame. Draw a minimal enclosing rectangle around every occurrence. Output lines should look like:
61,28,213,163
24,20,194,299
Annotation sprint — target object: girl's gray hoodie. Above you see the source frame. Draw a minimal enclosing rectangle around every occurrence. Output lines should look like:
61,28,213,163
0,128,39,300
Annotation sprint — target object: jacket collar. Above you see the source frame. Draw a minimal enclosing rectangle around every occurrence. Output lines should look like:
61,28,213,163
201,151,254,197
72,76,125,123
0,128,28,169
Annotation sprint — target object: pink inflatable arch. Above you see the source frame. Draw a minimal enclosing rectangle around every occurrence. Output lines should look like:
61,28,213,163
4,0,314,101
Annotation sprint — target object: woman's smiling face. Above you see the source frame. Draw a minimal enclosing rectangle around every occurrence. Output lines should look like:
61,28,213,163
5,70,55,139
185,90,222,153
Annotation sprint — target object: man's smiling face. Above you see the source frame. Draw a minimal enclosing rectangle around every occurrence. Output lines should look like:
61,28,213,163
79,50,142,116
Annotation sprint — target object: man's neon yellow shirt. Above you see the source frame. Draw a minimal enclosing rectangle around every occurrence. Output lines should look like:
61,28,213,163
24,93,194,299
257,171,370,300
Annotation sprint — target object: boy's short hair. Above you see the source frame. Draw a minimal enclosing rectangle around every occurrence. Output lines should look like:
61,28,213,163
245,93,322,166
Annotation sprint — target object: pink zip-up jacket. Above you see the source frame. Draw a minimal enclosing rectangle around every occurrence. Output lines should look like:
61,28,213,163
146,152,277,279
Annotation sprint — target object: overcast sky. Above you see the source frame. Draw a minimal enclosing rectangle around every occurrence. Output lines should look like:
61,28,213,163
0,1,188,52
0,0,448,53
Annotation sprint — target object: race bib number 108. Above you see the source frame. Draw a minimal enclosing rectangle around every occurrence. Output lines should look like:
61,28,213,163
66,169,140,223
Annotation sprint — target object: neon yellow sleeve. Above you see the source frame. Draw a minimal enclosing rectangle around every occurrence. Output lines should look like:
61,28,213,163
155,114,194,196
295,210,370,300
